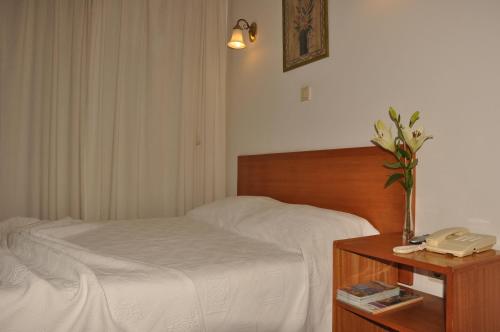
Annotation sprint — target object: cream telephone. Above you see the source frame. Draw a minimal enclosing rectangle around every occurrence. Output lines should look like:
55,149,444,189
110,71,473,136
425,227,497,257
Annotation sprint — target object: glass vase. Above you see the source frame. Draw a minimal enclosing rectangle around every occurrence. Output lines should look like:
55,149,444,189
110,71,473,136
403,188,414,242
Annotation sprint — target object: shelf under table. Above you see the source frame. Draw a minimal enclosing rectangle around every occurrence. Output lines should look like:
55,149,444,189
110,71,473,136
336,287,444,332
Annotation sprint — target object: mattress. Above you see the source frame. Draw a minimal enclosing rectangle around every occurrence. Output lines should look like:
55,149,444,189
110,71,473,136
0,217,308,332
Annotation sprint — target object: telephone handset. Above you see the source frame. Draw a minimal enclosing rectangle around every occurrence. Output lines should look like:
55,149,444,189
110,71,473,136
425,227,496,257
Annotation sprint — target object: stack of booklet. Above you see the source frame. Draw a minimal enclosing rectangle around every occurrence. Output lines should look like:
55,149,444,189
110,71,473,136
336,280,423,314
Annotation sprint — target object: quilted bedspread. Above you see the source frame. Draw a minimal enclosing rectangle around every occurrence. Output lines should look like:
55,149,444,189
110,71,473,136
0,217,308,332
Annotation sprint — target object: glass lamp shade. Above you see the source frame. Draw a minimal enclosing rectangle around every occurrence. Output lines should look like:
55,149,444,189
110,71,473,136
227,28,246,49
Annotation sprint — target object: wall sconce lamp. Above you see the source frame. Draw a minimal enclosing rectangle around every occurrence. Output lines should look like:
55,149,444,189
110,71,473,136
227,19,257,49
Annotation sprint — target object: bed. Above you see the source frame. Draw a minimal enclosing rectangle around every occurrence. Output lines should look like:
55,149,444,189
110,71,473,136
0,146,407,332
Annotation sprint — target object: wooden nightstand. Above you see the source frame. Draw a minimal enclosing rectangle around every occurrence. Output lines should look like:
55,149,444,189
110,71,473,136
332,233,500,332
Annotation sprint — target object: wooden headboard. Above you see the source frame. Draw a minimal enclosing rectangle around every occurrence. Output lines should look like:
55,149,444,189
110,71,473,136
237,146,411,234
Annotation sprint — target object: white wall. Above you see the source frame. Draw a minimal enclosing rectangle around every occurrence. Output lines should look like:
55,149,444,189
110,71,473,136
227,0,500,293
227,0,500,236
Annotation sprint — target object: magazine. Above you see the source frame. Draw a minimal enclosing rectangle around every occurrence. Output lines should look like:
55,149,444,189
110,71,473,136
338,289,424,315
337,280,400,303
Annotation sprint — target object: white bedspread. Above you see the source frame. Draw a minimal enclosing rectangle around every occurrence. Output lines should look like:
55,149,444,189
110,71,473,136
0,217,308,332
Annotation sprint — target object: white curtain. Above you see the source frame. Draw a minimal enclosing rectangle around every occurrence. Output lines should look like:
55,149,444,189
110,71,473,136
0,0,226,221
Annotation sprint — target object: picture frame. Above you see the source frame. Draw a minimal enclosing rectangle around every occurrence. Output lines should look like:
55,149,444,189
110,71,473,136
282,0,329,72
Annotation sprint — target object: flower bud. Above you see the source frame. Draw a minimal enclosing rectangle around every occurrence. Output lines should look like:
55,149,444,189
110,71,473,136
388,107,398,122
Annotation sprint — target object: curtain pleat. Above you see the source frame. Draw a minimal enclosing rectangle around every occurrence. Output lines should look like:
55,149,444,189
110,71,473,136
0,0,227,221
177,0,227,214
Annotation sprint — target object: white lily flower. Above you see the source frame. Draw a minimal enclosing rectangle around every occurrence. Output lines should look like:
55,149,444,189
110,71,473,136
372,120,396,153
402,127,433,153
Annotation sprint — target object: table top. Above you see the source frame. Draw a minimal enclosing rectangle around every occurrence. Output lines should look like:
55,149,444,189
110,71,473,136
334,233,500,274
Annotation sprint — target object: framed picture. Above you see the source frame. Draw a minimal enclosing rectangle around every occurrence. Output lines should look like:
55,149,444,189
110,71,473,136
282,0,329,72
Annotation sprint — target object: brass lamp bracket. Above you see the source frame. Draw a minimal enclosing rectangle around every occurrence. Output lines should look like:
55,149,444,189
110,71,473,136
234,18,257,42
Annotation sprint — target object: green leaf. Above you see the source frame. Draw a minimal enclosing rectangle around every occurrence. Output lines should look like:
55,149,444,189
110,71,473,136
408,158,419,169
384,161,402,169
385,173,404,188
396,146,411,160
394,150,402,161
409,111,420,128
